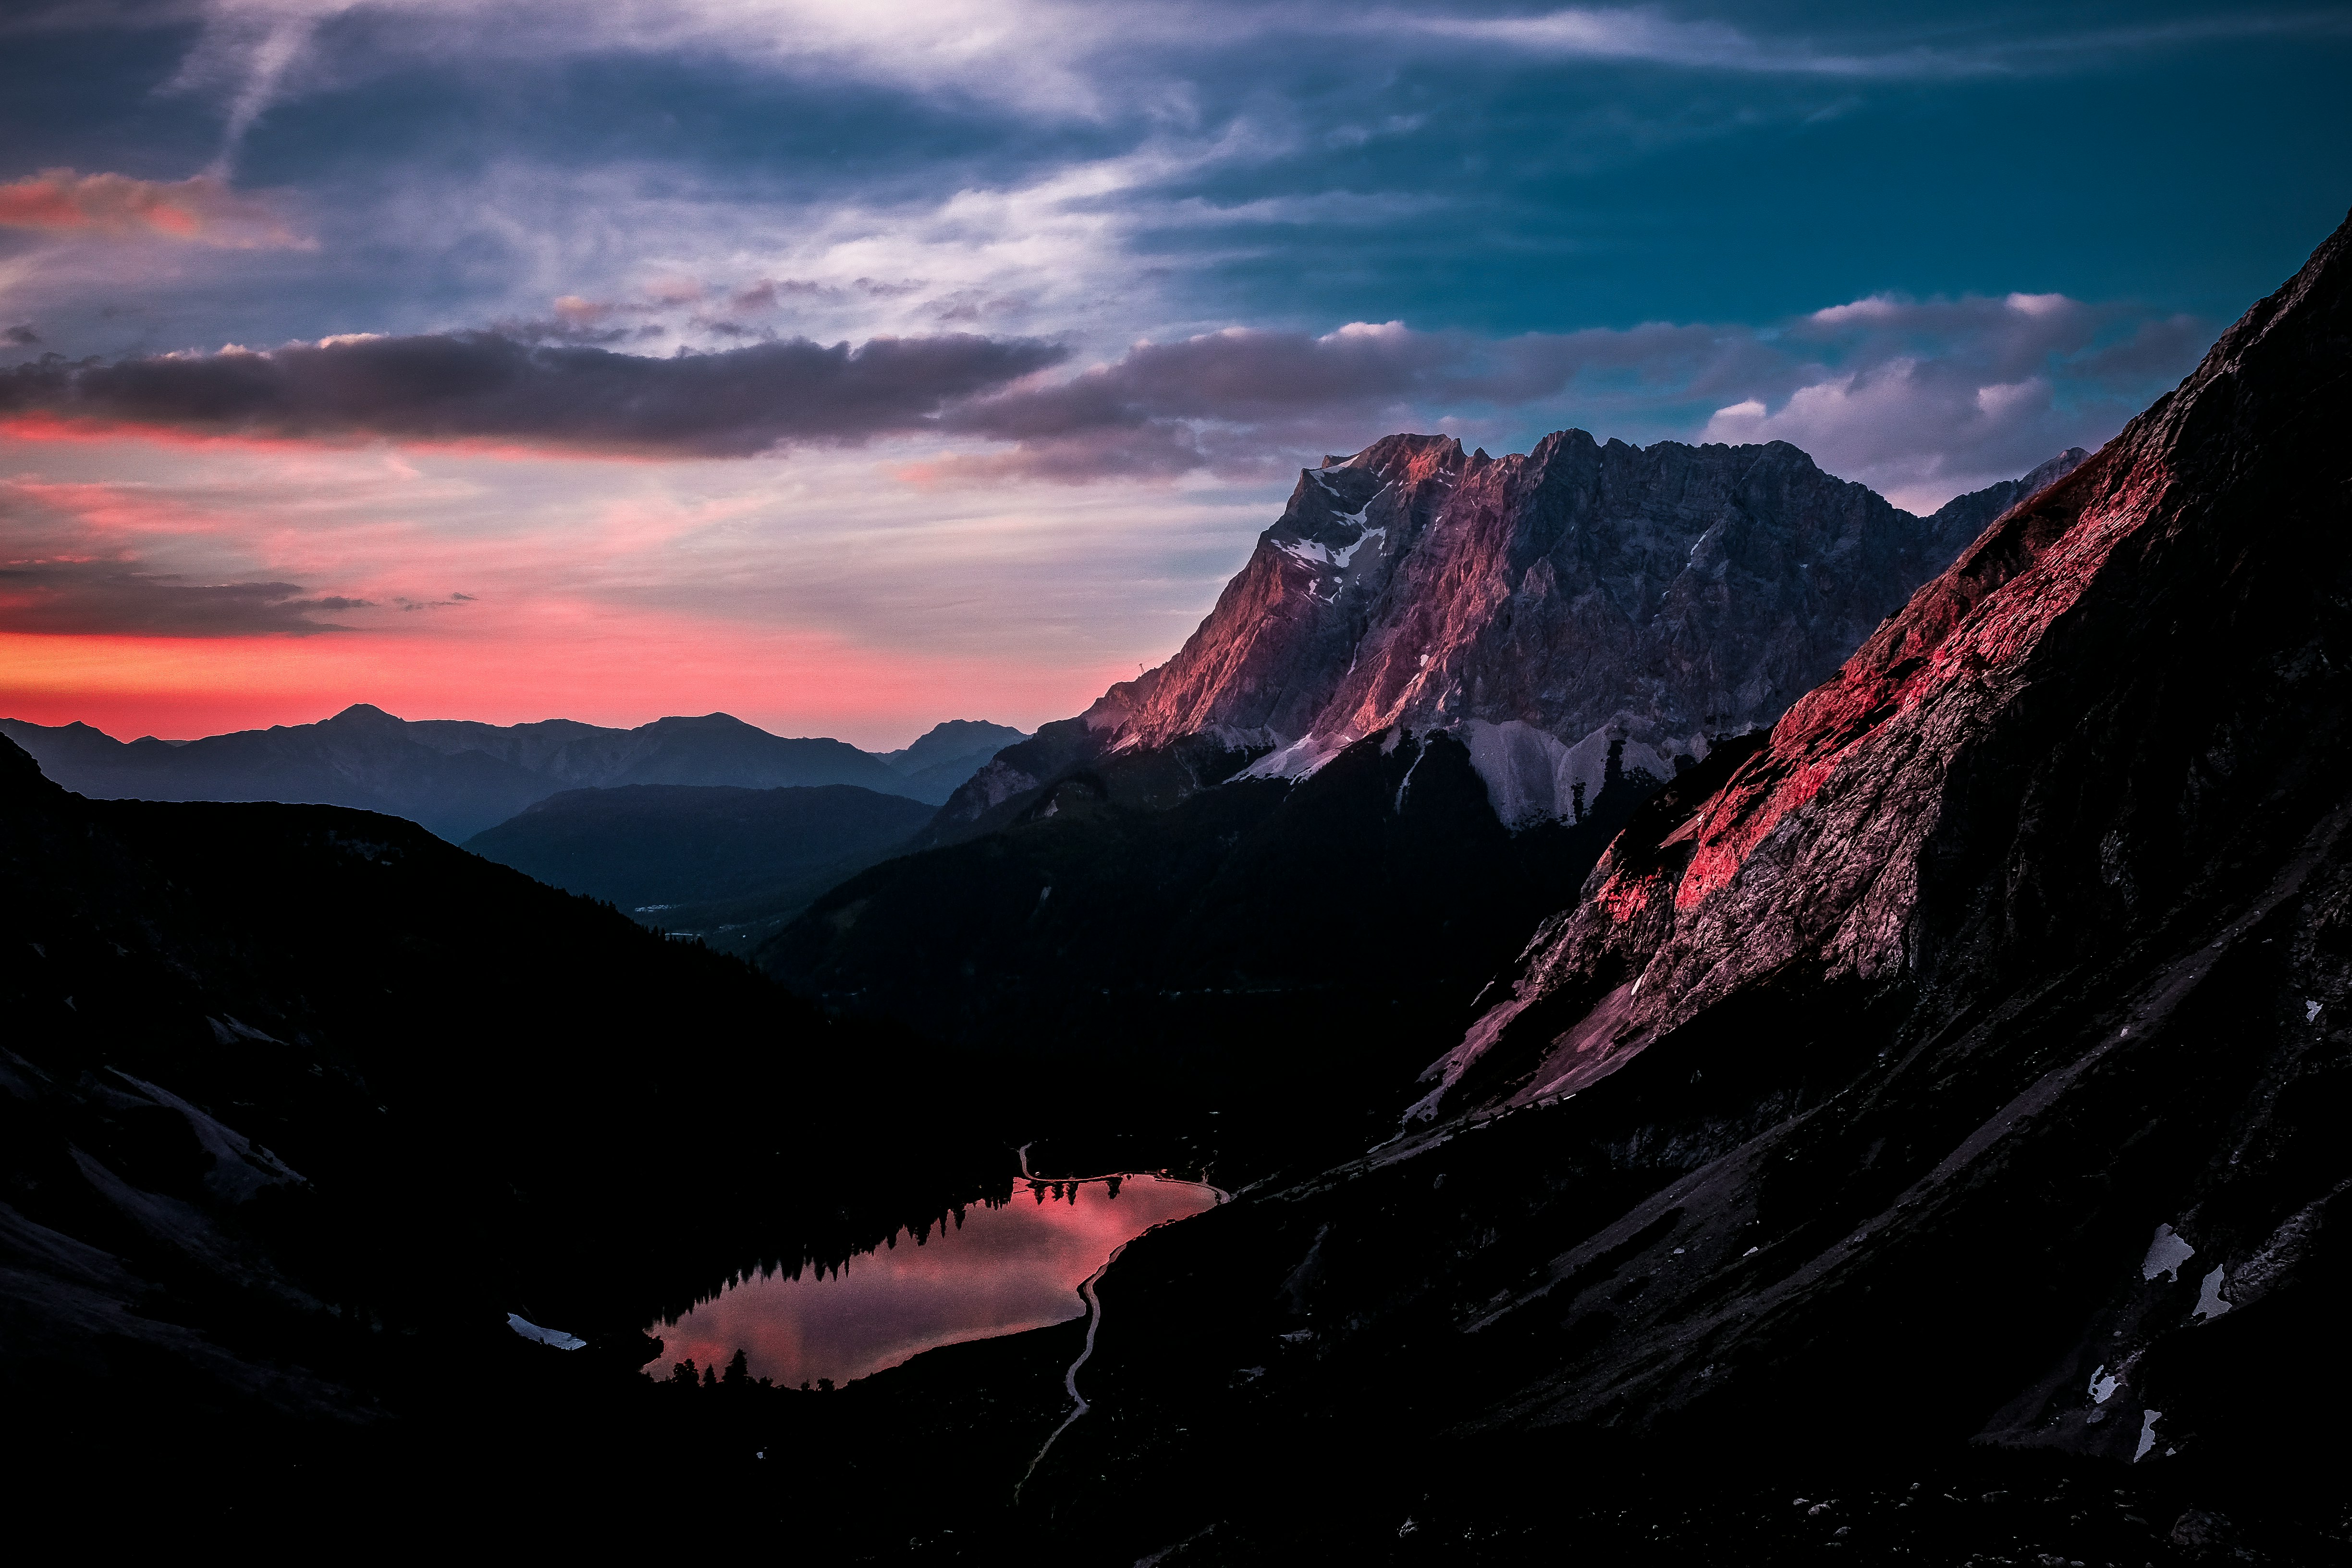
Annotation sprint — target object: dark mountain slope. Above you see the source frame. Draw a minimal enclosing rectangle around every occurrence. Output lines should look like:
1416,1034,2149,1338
773,449,2085,1172
507,710,900,791
465,782,933,954
1,704,917,841
765,728,1665,1168
999,211,2352,1557
0,736,1007,1494
1,703,551,841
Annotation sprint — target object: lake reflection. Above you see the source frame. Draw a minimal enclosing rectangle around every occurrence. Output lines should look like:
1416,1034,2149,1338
648,1174,1219,1388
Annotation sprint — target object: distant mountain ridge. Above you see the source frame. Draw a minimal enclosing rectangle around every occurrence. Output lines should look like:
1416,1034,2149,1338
873,720,1030,804
465,783,936,956
935,441,2087,838
0,706,1026,840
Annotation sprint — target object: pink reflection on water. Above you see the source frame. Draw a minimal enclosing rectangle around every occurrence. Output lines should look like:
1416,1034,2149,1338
648,1175,1218,1388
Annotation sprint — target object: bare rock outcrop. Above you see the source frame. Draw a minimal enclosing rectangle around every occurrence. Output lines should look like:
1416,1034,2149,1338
943,429,2083,836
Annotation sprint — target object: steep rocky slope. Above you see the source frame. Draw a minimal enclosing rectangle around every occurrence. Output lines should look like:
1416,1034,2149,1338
936,441,2082,839
1002,211,2352,1557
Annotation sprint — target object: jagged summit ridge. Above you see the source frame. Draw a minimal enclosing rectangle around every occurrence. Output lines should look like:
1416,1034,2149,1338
1073,429,2085,827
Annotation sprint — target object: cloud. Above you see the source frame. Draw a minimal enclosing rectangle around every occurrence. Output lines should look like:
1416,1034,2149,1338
5,326,38,348
157,0,1144,133
1391,7,1924,77
931,290,1029,324
0,290,2211,502
1698,289,2202,508
1,330,1070,457
902,289,2210,499
139,1,2352,152
0,171,2215,506
1389,6,2352,79
906,319,1577,481
0,557,368,636
0,168,310,248
915,321,1448,480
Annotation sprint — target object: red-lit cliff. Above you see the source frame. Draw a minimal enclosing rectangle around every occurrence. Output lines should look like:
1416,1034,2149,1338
945,430,2080,835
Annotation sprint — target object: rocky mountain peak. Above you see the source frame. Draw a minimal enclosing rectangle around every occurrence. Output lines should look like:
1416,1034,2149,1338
888,719,1029,769
327,701,402,726
1071,424,2084,831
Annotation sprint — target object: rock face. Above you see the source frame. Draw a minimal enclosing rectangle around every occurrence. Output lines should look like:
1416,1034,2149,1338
941,436,2082,835
1009,213,2352,1552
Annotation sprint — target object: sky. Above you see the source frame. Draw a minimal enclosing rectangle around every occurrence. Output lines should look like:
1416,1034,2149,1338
2,1,2347,747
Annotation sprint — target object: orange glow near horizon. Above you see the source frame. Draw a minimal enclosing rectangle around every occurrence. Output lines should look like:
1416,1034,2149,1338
0,423,1269,749
0,627,1128,749
0,412,683,465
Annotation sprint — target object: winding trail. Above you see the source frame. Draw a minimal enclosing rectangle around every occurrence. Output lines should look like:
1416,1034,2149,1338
1015,1145,1228,1497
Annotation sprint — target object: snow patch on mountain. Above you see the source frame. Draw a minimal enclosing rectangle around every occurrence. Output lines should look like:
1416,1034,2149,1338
1276,526,1387,572
1459,719,1697,831
1244,732,1353,780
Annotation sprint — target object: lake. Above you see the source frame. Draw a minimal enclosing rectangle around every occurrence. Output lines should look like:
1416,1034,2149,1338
647,1172,1221,1388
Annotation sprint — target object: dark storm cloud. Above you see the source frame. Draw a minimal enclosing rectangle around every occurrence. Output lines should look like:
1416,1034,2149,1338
0,330,1070,456
926,320,1752,480
0,558,369,636
490,318,666,346
0,300,2213,492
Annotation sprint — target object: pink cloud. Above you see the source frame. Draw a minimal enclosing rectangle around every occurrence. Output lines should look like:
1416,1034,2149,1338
0,168,309,249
